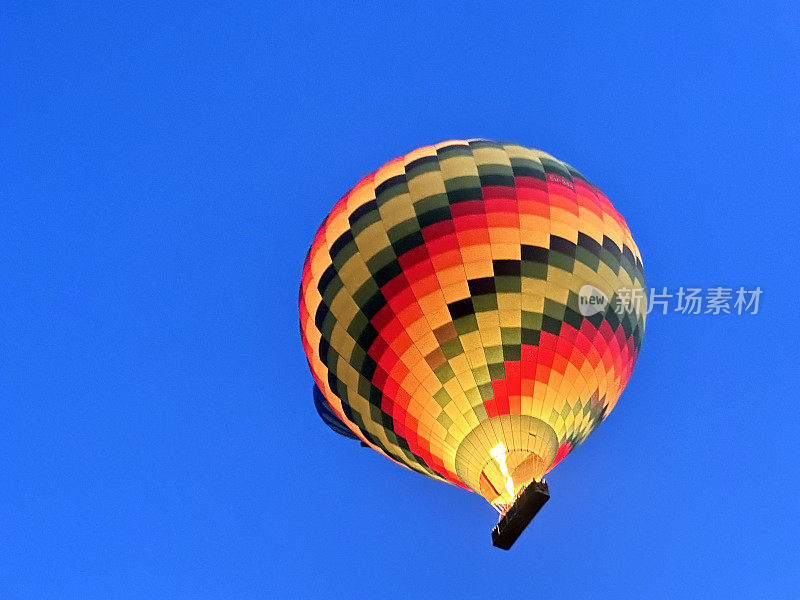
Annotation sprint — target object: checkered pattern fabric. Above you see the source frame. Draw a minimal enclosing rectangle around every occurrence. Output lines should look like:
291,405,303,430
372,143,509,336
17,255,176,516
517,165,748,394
299,140,645,507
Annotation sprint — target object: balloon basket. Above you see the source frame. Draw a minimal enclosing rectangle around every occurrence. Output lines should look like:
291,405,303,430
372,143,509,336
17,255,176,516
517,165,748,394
491,480,550,550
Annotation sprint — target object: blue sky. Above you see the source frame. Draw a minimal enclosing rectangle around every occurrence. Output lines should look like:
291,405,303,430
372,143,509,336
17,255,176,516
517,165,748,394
2,2,799,598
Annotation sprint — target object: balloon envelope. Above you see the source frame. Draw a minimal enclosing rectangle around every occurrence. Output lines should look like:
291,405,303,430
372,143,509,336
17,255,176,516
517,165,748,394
300,140,645,509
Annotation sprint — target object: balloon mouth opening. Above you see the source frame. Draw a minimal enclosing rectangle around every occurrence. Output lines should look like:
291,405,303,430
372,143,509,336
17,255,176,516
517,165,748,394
481,449,550,510
453,414,559,509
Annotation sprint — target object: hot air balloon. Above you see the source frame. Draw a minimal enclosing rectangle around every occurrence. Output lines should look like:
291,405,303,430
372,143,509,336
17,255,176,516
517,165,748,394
299,140,646,548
